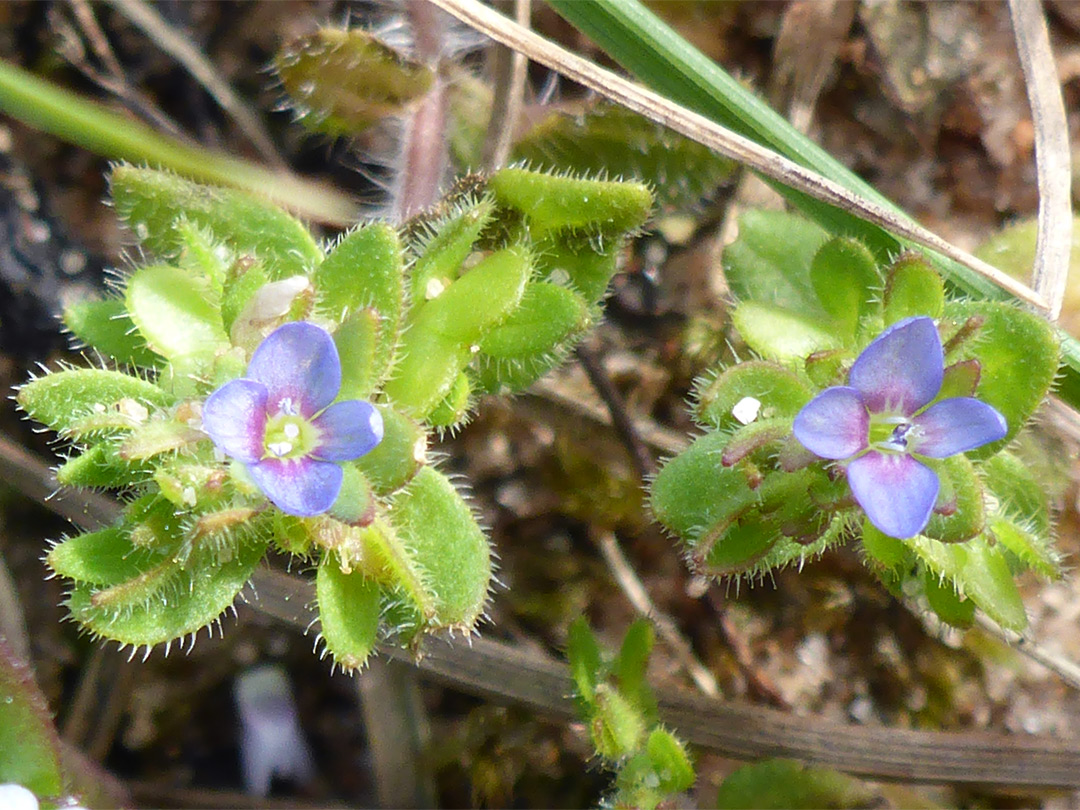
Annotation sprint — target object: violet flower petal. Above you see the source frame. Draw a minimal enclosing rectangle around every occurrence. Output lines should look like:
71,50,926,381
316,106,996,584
246,322,341,416
792,386,869,460
202,379,269,464
849,316,943,415
847,451,939,539
311,400,384,461
248,457,343,516
911,397,1007,458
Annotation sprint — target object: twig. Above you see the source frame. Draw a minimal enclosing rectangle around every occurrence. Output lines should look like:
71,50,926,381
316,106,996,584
105,0,285,168
250,567,1080,789
574,342,658,480
4,436,1080,786
60,645,135,761
593,529,719,697
0,551,30,662
394,3,451,220
481,0,531,170
975,613,1080,692
427,0,1050,312
355,658,437,808
68,0,125,78
1009,0,1074,320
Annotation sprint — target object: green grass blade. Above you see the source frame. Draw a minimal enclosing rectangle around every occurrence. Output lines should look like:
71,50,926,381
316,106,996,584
0,59,358,225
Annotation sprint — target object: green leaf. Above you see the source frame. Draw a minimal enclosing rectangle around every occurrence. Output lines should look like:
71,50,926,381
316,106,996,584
0,643,65,799
908,534,1027,631
646,729,696,794
941,301,1059,458
389,466,490,630
732,302,840,363
981,452,1059,578
923,567,975,629
384,246,531,417
479,282,589,359
534,233,620,303
316,555,382,673
407,195,494,305
694,361,811,431
220,258,269,334
715,758,875,809
47,526,159,585
125,264,229,362
922,456,984,544
316,223,403,328
68,535,268,647
512,102,734,212
650,431,759,547
722,209,828,319
592,683,646,760
883,252,945,325
329,465,375,527
809,237,881,338
353,405,425,495
426,371,472,429
333,308,381,400
489,167,653,237
54,442,144,489
111,165,323,278
276,28,434,136
567,617,604,705
861,520,913,574
18,368,171,435
614,620,657,721
63,297,161,368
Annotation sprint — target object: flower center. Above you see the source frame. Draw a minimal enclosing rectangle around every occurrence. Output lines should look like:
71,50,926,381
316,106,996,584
867,414,922,455
263,409,320,460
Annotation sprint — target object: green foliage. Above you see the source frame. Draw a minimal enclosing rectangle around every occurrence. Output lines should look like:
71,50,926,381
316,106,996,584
722,209,828,318
940,300,1058,457
0,642,66,800
275,28,434,136
64,297,160,367
111,165,322,278
567,619,695,809
489,167,653,238
715,759,875,809
21,164,650,670
316,555,382,671
651,209,1060,633
512,102,735,212
808,237,880,338
694,361,811,431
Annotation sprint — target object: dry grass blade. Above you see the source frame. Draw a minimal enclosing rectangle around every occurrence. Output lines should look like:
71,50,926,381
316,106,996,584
481,0,531,170
1009,0,1074,320
430,0,1050,312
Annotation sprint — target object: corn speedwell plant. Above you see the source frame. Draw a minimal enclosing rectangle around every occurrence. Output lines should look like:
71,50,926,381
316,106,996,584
651,210,1061,632
18,164,651,670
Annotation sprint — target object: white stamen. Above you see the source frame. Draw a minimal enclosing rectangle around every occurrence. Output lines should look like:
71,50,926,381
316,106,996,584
267,441,293,457
283,423,300,439
279,398,298,416
732,396,761,425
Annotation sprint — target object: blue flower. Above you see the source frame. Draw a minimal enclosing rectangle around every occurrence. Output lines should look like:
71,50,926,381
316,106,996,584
793,316,1006,539
202,322,383,517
